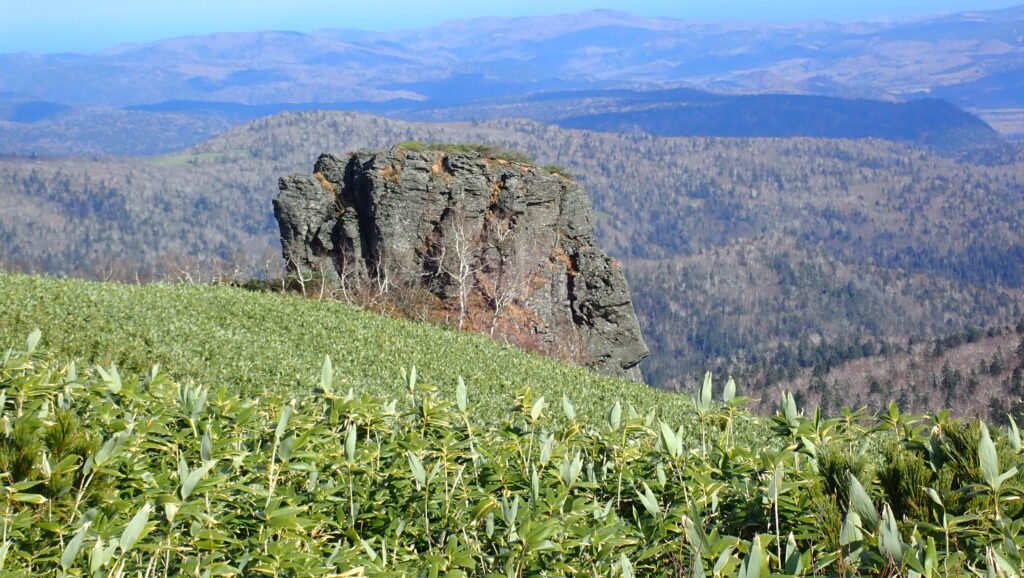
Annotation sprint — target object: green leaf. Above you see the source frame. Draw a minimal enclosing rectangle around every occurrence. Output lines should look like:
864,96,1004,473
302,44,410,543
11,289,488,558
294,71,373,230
723,377,736,403
10,480,42,492
187,385,207,420
201,426,212,463
905,549,927,575
698,371,713,411
11,493,47,504
620,553,635,578
766,465,784,501
61,521,91,571
530,396,546,422
989,546,1019,577
88,429,132,473
879,505,904,564
522,519,560,554
609,401,622,431
345,425,357,462
925,535,938,574
96,365,122,394
539,434,554,466
320,355,334,395
118,502,152,554
560,452,583,487
561,396,576,421
278,434,296,462
848,473,879,531
177,455,189,484
690,556,706,578
163,502,179,524
89,538,115,574
682,515,711,558
407,366,417,392
207,564,242,576
785,532,803,575
637,482,661,517
1003,522,1022,566
147,364,161,385
979,422,1001,490
275,402,294,440
531,466,540,501
456,376,468,412
712,543,739,575
181,460,218,500
501,495,520,525
739,534,763,578
840,510,863,546
886,401,901,426
94,435,121,467
408,451,426,488
659,421,680,459
267,506,310,531
1008,416,1021,453
997,466,1019,487
361,537,378,561
25,329,41,354
470,497,498,523
780,391,800,425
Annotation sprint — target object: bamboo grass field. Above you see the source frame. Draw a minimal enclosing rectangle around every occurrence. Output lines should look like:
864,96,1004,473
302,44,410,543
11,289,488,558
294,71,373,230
2,272,1024,575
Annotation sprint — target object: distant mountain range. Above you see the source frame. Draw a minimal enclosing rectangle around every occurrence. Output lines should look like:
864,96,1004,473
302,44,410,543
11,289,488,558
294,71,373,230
4,7,1023,106
0,5,1022,156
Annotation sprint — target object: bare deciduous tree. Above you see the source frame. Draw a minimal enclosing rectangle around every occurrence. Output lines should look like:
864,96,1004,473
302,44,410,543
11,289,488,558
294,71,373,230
444,216,479,330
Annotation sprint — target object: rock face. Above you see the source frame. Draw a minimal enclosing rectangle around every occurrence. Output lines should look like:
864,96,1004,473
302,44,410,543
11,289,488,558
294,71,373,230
274,146,649,381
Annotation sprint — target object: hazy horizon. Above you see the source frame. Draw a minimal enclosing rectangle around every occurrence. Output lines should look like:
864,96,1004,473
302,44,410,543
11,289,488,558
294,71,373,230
1,0,1021,54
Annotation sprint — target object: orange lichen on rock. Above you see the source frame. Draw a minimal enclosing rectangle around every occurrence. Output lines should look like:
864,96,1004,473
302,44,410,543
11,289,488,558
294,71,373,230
379,164,401,183
313,172,337,195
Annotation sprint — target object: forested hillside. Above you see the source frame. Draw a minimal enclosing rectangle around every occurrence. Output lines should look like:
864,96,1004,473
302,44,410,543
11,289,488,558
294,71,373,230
763,322,1024,422
630,235,1023,387
437,91,1006,155
2,111,1023,413
3,91,1005,158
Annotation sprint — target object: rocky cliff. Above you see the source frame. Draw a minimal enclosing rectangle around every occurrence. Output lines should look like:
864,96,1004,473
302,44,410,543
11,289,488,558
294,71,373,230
274,146,648,381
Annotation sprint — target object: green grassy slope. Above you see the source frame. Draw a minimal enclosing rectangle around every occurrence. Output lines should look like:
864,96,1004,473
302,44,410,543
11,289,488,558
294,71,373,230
0,271,695,424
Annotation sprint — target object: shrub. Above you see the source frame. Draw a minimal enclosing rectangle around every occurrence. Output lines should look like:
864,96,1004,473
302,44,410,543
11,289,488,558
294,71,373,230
542,164,573,179
396,141,534,164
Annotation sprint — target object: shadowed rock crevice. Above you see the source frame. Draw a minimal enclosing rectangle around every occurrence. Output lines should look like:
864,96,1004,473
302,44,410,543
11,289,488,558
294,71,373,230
274,146,649,381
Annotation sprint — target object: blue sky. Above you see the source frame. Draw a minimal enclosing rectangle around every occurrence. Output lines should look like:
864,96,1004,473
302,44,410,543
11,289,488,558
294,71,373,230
1,0,1021,54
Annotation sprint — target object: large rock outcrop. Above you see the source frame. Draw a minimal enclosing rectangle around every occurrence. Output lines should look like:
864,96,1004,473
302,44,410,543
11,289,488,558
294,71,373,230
274,146,648,381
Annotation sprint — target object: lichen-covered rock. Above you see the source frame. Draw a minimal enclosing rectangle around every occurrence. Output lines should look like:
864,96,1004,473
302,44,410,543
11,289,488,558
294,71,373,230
274,146,648,381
